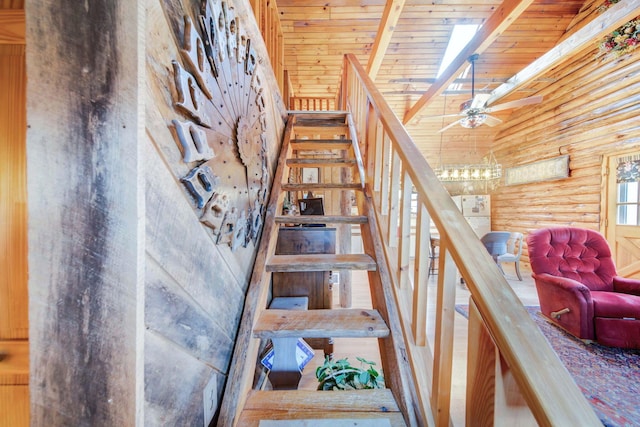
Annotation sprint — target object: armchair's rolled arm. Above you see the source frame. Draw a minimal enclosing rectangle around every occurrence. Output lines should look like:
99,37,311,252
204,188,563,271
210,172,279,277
532,273,593,302
613,276,640,296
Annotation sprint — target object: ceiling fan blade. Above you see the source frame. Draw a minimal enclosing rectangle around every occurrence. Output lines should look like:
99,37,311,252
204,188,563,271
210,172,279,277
485,95,543,113
484,115,503,127
438,119,463,133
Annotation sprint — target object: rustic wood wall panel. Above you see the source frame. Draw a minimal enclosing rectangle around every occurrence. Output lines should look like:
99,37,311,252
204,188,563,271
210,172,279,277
146,259,235,369
491,46,640,267
145,0,286,423
25,0,285,424
144,330,225,426
144,136,245,339
25,1,141,425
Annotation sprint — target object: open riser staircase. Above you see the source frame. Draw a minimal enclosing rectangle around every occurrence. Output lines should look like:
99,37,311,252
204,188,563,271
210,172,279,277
218,111,422,426
219,52,603,426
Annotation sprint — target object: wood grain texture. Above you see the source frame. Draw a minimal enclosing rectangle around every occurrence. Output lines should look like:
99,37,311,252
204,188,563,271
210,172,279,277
0,340,28,385
0,385,29,426
275,214,367,224
218,116,296,425
243,388,401,411
492,37,640,267
26,1,140,424
0,44,27,341
254,308,390,338
267,253,377,272
145,259,235,370
144,136,245,340
465,300,497,427
0,9,24,44
344,52,602,425
144,331,224,427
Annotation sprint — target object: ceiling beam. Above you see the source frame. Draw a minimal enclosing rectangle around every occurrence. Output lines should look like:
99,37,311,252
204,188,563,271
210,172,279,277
366,0,406,80
389,77,557,84
485,0,640,106
402,0,535,124
0,9,25,45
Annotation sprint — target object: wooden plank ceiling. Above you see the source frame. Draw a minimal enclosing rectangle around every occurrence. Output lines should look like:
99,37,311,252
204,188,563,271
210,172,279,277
5,0,635,166
275,0,591,166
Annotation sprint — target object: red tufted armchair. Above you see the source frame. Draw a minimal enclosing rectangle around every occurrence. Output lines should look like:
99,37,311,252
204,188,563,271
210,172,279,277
527,227,640,349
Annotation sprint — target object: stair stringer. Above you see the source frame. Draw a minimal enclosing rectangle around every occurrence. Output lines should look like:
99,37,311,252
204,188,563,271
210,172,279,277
217,116,295,426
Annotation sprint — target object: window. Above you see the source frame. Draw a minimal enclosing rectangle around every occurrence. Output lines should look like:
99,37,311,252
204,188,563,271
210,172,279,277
436,24,479,79
616,157,640,225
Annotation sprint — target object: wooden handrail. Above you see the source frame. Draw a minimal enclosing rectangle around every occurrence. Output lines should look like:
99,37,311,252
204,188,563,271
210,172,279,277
341,53,602,426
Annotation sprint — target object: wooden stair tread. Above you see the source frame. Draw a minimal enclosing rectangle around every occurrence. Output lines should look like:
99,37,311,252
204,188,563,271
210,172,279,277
239,390,405,426
244,389,401,412
282,183,362,191
290,110,349,119
258,420,395,427
266,253,376,272
287,158,356,167
254,309,390,339
242,413,405,427
291,140,352,150
275,215,367,224
293,121,348,127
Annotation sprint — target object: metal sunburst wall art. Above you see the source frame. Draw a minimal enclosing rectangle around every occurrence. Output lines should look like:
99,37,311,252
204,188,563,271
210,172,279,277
169,0,269,252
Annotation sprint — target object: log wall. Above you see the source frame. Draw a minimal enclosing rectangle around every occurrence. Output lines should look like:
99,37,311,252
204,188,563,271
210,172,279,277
0,42,29,426
26,0,285,425
491,47,640,267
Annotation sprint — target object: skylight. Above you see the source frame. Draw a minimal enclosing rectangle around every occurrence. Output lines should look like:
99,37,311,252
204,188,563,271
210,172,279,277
436,24,479,78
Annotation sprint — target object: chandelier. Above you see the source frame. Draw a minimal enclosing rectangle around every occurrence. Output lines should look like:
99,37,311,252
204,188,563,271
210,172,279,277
434,96,502,183
435,152,502,182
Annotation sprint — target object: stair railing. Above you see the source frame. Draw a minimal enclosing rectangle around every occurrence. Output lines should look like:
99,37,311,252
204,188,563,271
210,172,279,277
341,53,601,426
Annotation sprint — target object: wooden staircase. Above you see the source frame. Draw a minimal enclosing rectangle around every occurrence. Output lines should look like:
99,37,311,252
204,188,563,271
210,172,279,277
218,111,421,426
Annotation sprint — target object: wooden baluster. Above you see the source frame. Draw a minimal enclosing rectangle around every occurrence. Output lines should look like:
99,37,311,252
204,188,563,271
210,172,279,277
412,195,429,345
432,237,456,427
379,132,390,214
466,299,497,426
373,123,383,194
387,149,401,247
365,103,377,189
340,149,353,308
397,168,412,289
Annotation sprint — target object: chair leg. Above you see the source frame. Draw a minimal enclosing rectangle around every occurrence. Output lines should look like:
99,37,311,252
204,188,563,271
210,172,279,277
515,262,522,281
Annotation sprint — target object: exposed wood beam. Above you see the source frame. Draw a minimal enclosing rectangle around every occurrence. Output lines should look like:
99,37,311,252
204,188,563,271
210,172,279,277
0,9,25,45
402,0,535,124
366,0,406,79
389,77,557,84
383,89,536,96
485,0,640,106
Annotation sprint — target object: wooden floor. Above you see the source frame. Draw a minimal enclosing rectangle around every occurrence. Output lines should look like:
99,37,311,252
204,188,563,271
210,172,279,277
297,259,539,426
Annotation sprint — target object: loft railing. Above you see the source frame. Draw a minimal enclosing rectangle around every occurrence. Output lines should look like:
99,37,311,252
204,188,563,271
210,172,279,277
289,96,338,111
340,53,601,426
249,0,285,95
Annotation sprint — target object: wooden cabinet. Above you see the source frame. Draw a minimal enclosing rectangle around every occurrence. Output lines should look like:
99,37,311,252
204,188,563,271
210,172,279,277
272,227,335,355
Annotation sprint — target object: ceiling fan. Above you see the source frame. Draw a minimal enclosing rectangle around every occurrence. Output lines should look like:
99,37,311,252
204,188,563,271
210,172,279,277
435,54,543,133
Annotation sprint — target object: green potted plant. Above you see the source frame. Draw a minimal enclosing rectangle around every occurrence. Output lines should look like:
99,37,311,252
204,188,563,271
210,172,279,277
315,356,384,390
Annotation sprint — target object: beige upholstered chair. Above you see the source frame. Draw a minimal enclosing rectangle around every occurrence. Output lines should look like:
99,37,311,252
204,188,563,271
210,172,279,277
497,232,524,280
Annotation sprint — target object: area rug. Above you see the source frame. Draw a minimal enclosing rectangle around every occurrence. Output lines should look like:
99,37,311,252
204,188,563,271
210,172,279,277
455,305,640,427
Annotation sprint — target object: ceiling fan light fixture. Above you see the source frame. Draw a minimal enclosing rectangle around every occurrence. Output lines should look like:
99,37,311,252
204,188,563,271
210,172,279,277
459,113,487,128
